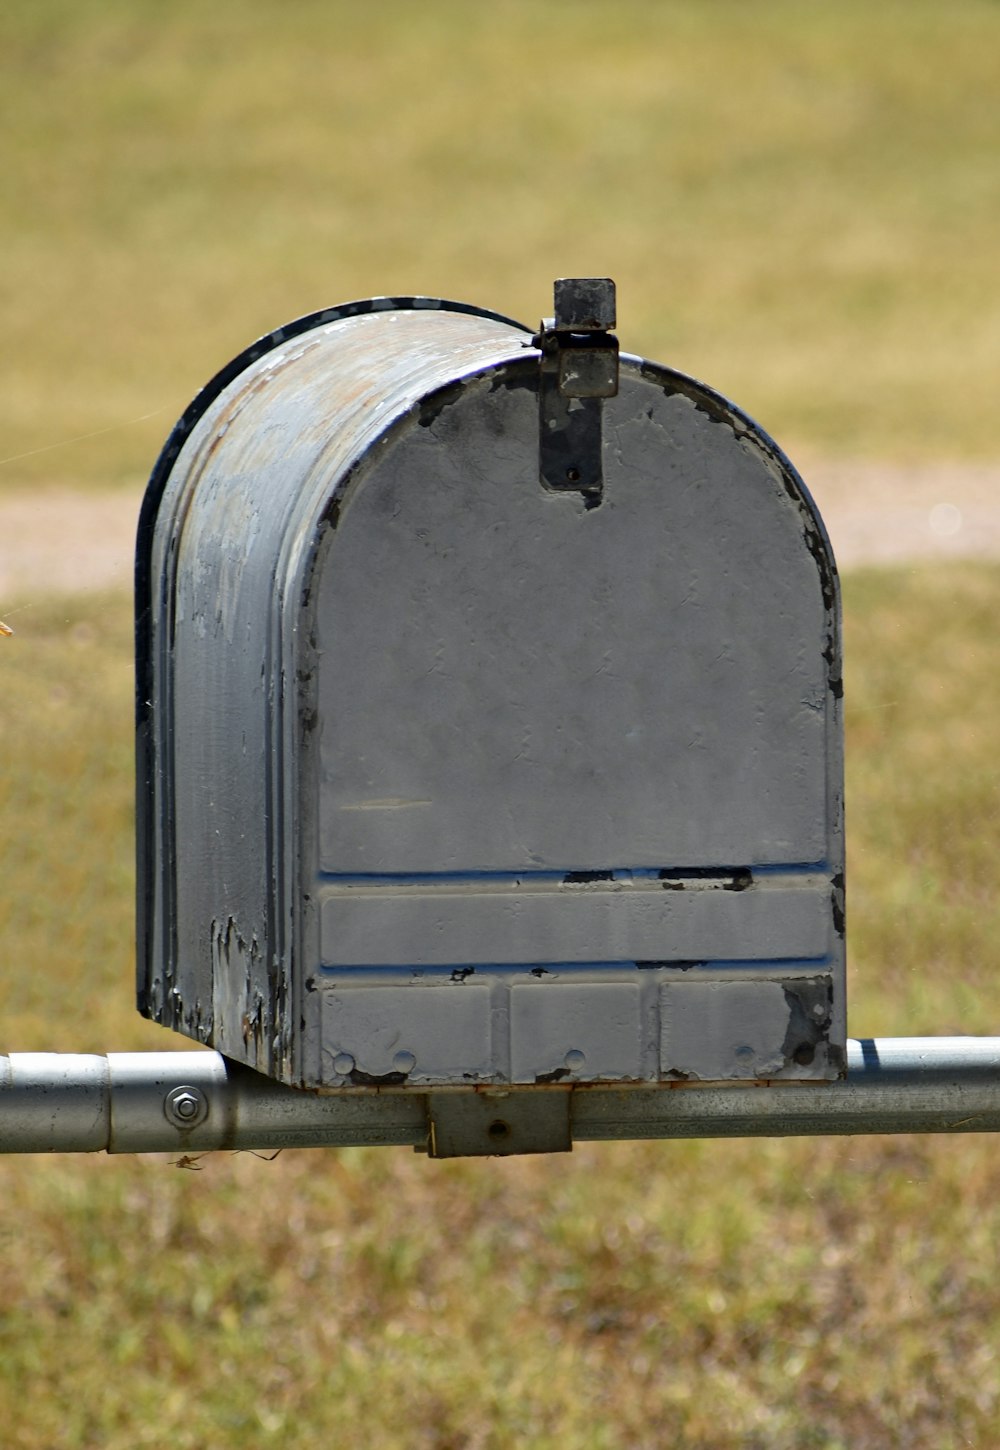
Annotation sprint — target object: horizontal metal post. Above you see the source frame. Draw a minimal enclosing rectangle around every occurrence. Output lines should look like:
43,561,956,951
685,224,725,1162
2,1039,1000,1156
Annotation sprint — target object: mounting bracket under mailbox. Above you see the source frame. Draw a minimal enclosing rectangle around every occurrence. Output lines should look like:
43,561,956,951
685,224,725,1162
427,1090,572,1159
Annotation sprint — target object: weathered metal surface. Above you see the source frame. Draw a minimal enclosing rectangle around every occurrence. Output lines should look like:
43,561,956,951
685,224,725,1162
137,283,845,1096
3,1041,1000,1156
137,301,533,1086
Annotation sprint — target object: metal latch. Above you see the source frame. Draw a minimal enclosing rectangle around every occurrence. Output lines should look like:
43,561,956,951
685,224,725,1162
534,277,619,507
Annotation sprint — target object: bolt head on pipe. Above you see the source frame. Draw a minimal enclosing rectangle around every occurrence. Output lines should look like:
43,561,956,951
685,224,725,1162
164,1085,208,1129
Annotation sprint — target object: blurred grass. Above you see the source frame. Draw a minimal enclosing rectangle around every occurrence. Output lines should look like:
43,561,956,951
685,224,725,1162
3,0,1000,493
2,567,1000,1446
4,1,1000,1444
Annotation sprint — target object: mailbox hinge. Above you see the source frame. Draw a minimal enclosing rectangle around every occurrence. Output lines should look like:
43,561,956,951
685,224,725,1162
534,277,619,509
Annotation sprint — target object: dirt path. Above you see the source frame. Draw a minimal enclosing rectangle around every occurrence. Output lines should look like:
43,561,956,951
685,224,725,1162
2,461,999,601
798,457,1000,568
0,489,139,600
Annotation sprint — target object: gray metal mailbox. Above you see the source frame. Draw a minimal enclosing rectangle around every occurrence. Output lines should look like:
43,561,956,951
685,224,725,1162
136,279,845,1098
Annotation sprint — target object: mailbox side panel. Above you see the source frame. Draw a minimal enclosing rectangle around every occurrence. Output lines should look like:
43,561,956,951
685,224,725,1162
136,307,533,1080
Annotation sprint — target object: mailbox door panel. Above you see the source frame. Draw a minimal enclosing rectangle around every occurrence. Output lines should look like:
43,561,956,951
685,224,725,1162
139,306,533,1078
313,366,832,873
299,354,844,1087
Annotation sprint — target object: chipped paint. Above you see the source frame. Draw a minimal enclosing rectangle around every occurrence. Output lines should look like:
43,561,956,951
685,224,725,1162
211,916,267,1070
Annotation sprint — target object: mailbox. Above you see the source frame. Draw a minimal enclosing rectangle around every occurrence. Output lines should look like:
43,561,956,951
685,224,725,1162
136,279,845,1098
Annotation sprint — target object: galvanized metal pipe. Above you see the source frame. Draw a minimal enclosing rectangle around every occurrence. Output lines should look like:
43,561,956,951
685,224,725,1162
3,1039,1000,1155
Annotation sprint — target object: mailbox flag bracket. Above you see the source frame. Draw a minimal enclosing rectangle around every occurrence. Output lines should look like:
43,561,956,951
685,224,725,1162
534,276,619,504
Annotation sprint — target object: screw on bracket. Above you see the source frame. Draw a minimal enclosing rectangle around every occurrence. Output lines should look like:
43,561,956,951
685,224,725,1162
164,1084,209,1130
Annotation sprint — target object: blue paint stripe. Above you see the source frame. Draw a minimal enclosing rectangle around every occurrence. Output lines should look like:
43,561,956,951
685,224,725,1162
316,956,834,978
317,862,829,887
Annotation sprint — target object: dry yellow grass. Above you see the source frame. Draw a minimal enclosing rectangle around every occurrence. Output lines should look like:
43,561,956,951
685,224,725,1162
3,3,1000,1444
1,569,1000,1447
2,0,1000,498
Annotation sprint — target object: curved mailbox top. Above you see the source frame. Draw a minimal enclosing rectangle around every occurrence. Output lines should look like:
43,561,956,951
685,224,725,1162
137,287,844,1093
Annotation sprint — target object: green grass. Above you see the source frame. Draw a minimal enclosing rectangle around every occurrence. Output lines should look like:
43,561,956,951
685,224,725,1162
2,566,1000,1447
3,0,1000,493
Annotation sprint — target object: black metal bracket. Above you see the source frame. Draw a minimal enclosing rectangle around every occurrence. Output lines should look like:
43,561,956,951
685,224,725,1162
534,278,619,508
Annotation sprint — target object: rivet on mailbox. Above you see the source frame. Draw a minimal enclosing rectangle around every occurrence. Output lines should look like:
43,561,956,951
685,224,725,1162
136,280,845,1135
